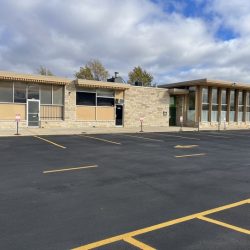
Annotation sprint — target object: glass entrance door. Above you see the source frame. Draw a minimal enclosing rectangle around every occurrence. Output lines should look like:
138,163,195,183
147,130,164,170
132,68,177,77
27,99,40,127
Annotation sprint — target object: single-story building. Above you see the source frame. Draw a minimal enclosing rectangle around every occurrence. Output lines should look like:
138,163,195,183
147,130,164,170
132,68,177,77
0,71,250,130
0,71,169,129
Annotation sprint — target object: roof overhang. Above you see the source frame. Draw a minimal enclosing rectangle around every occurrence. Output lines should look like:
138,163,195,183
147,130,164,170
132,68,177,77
160,78,250,90
168,88,189,95
76,79,130,90
0,71,71,85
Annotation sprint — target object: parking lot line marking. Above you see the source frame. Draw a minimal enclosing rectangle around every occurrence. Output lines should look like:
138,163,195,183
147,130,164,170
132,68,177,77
218,132,250,138
72,198,249,250
201,134,231,139
122,134,163,142
199,199,250,216
197,216,250,235
175,153,206,158
33,136,66,149
123,237,156,250
156,133,200,140
175,145,199,149
80,135,121,145
43,165,98,174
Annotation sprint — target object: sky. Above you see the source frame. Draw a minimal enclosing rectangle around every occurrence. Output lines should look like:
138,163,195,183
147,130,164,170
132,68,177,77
0,0,250,84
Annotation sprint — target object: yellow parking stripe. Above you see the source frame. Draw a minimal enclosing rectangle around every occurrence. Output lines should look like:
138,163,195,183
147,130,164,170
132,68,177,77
202,134,230,139
80,135,121,145
199,199,250,216
175,153,206,158
33,135,66,149
156,133,200,141
124,237,156,250
122,134,163,142
197,216,250,235
72,198,250,250
43,165,98,174
174,145,198,149
217,132,250,138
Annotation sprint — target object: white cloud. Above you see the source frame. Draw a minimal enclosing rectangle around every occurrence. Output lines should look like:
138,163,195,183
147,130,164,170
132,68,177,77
0,0,250,84
207,0,250,36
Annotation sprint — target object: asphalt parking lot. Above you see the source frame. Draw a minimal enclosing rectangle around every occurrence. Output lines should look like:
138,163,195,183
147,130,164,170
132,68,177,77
0,130,249,250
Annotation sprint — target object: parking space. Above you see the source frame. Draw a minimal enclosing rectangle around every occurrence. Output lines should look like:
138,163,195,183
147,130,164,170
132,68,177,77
0,131,249,250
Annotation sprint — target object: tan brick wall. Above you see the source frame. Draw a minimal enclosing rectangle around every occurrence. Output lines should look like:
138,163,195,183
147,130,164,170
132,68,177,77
124,86,169,127
64,82,76,121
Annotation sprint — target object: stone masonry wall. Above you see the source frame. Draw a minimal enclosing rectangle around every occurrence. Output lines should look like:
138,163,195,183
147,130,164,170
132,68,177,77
124,86,169,127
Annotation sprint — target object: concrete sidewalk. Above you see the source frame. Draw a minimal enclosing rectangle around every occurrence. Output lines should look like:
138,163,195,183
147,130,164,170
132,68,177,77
0,126,198,137
1,125,249,137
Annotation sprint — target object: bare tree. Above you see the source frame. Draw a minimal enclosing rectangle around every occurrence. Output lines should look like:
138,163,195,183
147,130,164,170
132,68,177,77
37,66,54,76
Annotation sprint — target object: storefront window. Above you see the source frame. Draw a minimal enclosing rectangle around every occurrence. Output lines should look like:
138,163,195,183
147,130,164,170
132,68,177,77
76,88,115,107
76,92,96,106
40,85,52,105
229,90,235,122
238,91,244,122
211,88,218,122
202,88,209,122
0,81,13,102
14,82,27,103
53,86,64,105
187,87,196,122
97,97,114,106
97,88,114,107
221,89,227,122
96,89,114,97
28,85,39,100
246,92,250,122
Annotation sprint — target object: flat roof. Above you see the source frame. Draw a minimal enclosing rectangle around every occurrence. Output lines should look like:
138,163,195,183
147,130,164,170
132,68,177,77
76,79,130,90
160,78,250,90
0,70,71,85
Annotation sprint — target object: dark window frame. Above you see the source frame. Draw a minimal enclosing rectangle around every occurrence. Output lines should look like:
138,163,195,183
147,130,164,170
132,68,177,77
76,92,96,106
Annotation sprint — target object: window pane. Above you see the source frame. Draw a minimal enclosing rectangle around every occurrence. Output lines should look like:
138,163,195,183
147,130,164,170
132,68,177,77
188,89,195,110
221,90,227,104
0,81,13,102
170,96,176,106
202,104,209,110
188,88,195,122
230,90,235,111
212,104,218,111
202,104,208,122
187,110,195,122
28,85,39,99
238,91,243,105
211,104,218,122
40,85,52,104
230,111,235,122
76,92,96,105
14,82,26,103
238,111,243,122
202,88,208,103
221,111,227,122
246,106,250,122
221,105,227,111
53,86,64,105
211,88,218,104
97,89,114,97
97,97,114,106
